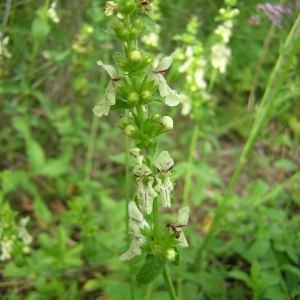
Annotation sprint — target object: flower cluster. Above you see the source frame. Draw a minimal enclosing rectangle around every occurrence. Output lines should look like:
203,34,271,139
132,150,174,214
210,6,239,74
256,3,292,28
93,52,180,119
120,201,190,261
0,32,12,60
0,216,33,261
48,0,60,24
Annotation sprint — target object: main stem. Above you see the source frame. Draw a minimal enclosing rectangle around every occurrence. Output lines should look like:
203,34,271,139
162,267,177,300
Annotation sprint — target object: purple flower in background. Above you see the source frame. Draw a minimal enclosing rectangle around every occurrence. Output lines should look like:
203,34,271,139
248,15,261,25
256,2,292,27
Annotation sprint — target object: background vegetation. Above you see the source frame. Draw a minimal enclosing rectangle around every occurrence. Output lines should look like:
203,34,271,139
0,0,299,299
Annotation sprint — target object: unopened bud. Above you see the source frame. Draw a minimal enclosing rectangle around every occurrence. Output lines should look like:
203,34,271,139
159,116,173,132
151,113,161,122
124,124,136,136
153,244,162,255
127,92,139,106
118,116,130,129
166,248,176,261
129,50,141,62
141,90,151,100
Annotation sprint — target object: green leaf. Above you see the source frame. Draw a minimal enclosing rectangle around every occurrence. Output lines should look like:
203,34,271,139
34,197,52,222
243,239,270,263
26,139,46,172
273,159,297,171
227,270,252,288
250,261,261,281
137,14,157,36
263,285,286,300
12,116,30,139
255,272,279,295
31,90,54,114
280,264,300,278
32,17,50,41
136,254,166,285
39,159,69,177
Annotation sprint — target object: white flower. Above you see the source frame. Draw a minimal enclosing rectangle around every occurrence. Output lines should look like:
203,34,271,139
154,151,174,208
18,216,33,245
105,1,117,16
0,240,13,261
130,148,144,165
48,1,60,23
147,53,181,106
0,32,12,59
180,94,192,116
166,207,190,247
93,61,122,117
159,116,173,132
172,207,190,248
141,33,159,47
178,46,193,73
119,201,148,261
214,20,233,43
133,164,158,214
211,44,231,73
195,62,207,90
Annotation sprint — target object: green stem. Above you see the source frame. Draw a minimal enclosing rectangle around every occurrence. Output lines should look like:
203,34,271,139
125,134,135,300
182,123,199,207
247,24,276,111
192,12,300,269
152,197,160,239
162,267,177,300
85,51,109,181
207,67,218,94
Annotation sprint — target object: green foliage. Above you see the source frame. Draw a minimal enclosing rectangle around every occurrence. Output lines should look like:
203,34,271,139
136,254,167,285
0,0,299,299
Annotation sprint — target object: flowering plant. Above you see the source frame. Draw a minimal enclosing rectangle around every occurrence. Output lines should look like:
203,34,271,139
92,0,189,292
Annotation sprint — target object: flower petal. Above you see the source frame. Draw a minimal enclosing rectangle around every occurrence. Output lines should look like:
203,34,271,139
155,151,174,172
175,207,190,227
136,176,157,214
133,164,152,177
92,99,111,117
177,232,189,248
119,237,142,261
97,61,119,79
128,201,148,228
165,89,181,106
154,52,176,72
155,173,173,208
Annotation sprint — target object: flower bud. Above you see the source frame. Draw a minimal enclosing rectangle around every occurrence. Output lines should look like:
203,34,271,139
166,248,176,261
127,92,139,106
151,113,161,122
159,116,173,132
153,244,162,255
129,50,141,62
118,116,130,129
124,124,136,137
141,90,151,100
118,0,135,15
